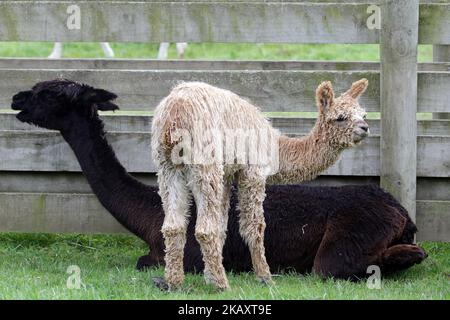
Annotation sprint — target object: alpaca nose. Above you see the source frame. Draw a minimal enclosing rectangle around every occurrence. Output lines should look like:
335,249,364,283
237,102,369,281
360,123,369,132
11,100,22,111
11,91,31,110
354,121,370,138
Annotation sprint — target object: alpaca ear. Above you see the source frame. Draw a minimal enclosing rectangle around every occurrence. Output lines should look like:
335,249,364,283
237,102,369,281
90,88,118,103
344,78,368,99
80,88,119,111
97,101,119,111
315,81,334,112
92,88,119,111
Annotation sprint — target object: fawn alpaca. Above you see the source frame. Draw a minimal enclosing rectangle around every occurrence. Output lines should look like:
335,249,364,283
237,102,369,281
152,79,370,290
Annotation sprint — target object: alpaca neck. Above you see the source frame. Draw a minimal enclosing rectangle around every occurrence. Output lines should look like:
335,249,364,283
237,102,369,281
268,120,343,184
60,117,160,241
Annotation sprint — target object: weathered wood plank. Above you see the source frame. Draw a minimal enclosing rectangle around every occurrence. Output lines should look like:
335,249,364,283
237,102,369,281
1,192,446,241
0,2,448,44
416,119,450,137
0,113,153,132
417,136,450,178
419,4,450,44
0,171,157,194
2,113,450,137
0,130,154,172
416,200,450,241
380,0,419,220
433,45,450,120
0,69,381,112
0,131,449,177
1,69,449,112
0,2,379,43
6,1,444,3
264,118,450,137
1,59,449,72
418,72,450,113
0,59,383,71
416,177,450,201
433,45,450,63
0,193,129,234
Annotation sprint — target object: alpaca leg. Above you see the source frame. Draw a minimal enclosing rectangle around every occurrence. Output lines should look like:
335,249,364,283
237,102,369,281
176,42,188,59
381,244,427,273
100,42,115,58
158,42,170,59
218,181,232,252
313,205,411,280
237,170,272,284
313,239,369,280
136,253,165,271
190,167,230,290
48,42,63,59
159,169,191,289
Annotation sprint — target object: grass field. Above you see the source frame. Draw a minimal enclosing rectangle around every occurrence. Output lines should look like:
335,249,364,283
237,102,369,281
0,42,434,62
0,42,447,300
0,233,448,300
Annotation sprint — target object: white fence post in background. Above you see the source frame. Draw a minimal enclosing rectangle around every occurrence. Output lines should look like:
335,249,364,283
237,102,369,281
380,0,419,222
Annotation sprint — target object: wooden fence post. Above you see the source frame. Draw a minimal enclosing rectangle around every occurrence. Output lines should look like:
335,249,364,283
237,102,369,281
433,45,450,120
380,0,419,222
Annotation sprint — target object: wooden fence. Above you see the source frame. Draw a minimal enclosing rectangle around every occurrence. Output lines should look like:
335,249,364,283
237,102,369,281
0,1,449,241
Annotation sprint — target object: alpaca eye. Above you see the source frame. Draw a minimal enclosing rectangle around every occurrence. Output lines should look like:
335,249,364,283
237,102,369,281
336,115,347,122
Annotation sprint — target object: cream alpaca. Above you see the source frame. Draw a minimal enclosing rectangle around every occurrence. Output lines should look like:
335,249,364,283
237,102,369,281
151,79,369,290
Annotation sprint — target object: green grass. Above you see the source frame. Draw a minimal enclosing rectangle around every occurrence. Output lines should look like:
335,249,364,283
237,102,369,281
0,233,448,300
0,42,433,62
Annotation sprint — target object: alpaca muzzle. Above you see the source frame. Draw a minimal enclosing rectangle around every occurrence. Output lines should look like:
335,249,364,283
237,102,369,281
353,121,370,143
11,97,24,111
11,90,32,111
11,101,22,111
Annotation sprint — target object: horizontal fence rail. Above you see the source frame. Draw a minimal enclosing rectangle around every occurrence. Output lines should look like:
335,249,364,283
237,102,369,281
1,68,450,113
2,113,450,137
1,130,449,178
0,192,447,241
1,59,449,72
0,2,449,44
1,173,448,201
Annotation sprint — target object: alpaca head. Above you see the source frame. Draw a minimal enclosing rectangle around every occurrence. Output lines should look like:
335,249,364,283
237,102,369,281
12,79,118,131
314,78,369,148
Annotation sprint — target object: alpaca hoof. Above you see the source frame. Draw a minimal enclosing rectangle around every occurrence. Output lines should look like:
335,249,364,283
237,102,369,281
206,282,230,292
136,256,151,271
217,285,230,292
257,276,274,286
204,270,230,291
136,255,162,271
152,277,170,291
207,281,230,292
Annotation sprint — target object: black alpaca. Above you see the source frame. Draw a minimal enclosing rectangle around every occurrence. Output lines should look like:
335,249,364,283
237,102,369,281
12,79,427,280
